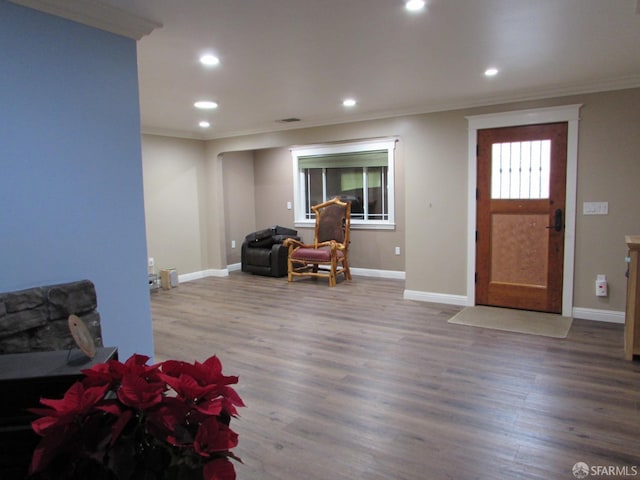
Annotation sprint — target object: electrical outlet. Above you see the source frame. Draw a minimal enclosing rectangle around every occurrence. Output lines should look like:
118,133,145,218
148,257,155,267
231,240,236,249
395,246,401,255
595,274,608,297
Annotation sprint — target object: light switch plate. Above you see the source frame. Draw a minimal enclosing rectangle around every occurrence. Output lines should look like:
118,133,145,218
583,201,608,215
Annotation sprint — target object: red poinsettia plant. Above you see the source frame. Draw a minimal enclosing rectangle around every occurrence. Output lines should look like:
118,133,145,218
28,353,244,480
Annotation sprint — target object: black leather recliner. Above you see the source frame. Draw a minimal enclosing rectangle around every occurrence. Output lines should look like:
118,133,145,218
241,226,299,277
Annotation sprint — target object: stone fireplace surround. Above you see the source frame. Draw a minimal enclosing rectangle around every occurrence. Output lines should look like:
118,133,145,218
0,280,103,354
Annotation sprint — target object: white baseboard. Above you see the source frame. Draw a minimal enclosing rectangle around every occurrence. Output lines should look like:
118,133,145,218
572,307,625,324
178,269,229,283
350,267,406,279
179,266,404,282
403,289,469,306
173,271,626,325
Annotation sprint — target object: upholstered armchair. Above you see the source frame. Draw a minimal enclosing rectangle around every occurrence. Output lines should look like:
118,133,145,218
284,197,351,287
241,226,299,277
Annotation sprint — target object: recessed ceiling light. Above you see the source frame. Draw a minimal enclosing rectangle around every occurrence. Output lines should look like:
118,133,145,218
199,121,211,128
200,53,220,67
343,98,357,107
200,54,220,67
485,67,499,77
194,101,218,109
405,0,426,12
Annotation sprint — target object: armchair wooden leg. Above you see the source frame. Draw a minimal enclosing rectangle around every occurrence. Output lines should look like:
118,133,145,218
329,258,337,287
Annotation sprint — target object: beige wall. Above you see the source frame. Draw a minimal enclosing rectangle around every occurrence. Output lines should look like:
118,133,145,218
141,134,208,275
141,87,640,316
253,148,295,232
571,89,640,310
222,151,256,265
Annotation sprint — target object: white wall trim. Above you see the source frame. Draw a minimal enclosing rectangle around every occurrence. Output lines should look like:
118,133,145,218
178,267,623,324
9,0,161,40
572,307,625,324
466,104,582,317
290,138,397,228
351,267,406,279
182,266,404,282
178,269,229,283
403,290,468,306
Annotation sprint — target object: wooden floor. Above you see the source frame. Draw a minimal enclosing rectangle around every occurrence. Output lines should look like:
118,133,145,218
151,273,640,480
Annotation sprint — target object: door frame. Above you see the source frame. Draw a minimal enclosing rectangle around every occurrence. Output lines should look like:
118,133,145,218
466,105,582,317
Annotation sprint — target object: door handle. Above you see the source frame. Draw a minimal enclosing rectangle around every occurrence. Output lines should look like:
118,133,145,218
546,208,563,232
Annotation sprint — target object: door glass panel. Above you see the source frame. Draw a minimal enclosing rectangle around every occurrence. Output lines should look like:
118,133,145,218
491,140,551,199
491,213,548,287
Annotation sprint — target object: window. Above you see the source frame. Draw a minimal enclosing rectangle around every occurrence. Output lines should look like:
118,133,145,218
291,139,396,229
491,140,551,199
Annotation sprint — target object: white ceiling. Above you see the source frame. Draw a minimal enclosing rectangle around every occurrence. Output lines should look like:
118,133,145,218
15,0,640,140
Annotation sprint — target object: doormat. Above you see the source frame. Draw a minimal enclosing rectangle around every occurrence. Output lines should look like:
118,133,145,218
448,306,573,338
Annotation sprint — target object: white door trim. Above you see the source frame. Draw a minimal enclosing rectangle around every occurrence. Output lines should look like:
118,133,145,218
466,105,582,317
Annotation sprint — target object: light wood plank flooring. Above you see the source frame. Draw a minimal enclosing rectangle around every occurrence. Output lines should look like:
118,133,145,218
151,273,640,480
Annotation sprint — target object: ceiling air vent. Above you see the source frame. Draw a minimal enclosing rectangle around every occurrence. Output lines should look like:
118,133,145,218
277,117,301,123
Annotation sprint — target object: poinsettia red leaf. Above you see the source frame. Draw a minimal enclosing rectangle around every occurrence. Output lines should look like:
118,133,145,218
194,397,223,416
106,358,128,379
31,415,61,436
81,362,117,387
145,397,192,445
28,406,56,417
116,374,164,409
125,353,162,377
202,355,222,372
196,356,240,386
83,384,110,406
162,372,219,404
125,353,151,367
221,386,245,407
203,457,236,480
29,438,60,474
160,372,194,395
37,381,85,411
28,421,79,473
194,418,239,456
29,442,48,474
160,359,196,378
95,399,123,416
30,382,108,437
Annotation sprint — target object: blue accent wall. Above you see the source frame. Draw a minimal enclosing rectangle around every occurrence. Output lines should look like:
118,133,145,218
0,3,153,359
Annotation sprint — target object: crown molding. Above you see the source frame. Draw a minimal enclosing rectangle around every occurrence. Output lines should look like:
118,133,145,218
9,0,161,40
